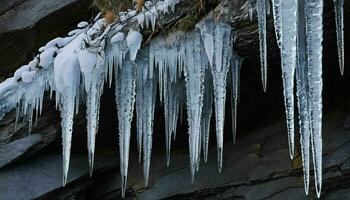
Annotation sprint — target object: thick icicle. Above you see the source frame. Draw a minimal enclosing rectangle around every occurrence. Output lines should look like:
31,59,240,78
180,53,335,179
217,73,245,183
115,59,136,197
54,34,82,186
333,0,345,75
280,0,298,159
257,0,268,92
296,0,311,194
305,0,324,197
199,20,233,172
182,31,205,182
213,23,232,172
135,50,157,187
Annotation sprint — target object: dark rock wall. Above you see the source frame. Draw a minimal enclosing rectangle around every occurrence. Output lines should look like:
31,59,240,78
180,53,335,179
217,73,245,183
0,0,94,81
0,0,349,199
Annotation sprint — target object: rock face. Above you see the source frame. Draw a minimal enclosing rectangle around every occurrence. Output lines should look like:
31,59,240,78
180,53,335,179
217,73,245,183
0,0,93,81
0,0,349,199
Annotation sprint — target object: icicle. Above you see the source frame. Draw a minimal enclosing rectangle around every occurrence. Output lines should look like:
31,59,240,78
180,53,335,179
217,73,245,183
296,0,310,194
201,70,213,163
305,0,324,197
198,20,233,172
164,77,180,166
135,50,157,187
182,31,205,182
231,54,242,143
60,94,77,186
280,0,298,159
136,66,144,163
85,66,105,176
248,0,255,21
115,59,136,197
333,0,345,75
257,0,268,92
271,0,282,48
213,23,232,173
53,34,82,186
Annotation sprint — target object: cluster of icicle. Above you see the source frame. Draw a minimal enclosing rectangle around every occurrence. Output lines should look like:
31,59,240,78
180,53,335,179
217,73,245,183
250,0,345,198
0,0,345,198
0,0,242,197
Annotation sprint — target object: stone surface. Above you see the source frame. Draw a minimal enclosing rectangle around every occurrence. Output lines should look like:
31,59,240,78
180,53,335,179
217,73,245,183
0,133,42,168
86,105,350,200
0,152,117,200
0,0,93,78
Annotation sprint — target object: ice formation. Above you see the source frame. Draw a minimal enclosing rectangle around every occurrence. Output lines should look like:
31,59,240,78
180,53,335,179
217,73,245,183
0,0,344,198
333,0,344,75
256,0,268,92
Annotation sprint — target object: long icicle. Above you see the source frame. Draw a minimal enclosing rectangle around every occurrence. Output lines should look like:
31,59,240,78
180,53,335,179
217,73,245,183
280,0,298,159
212,23,232,173
231,54,242,143
86,68,104,176
182,31,205,182
257,0,268,92
137,51,157,187
305,0,324,198
115,59,136,197
333,0,345,75
201,69,213,163
296,0,311,194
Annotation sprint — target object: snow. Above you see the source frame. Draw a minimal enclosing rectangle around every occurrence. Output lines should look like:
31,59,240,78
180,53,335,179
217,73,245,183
126,31,143,61
39,47,58,68
77,21,89,28
111,32,125,43
21,70,37,83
